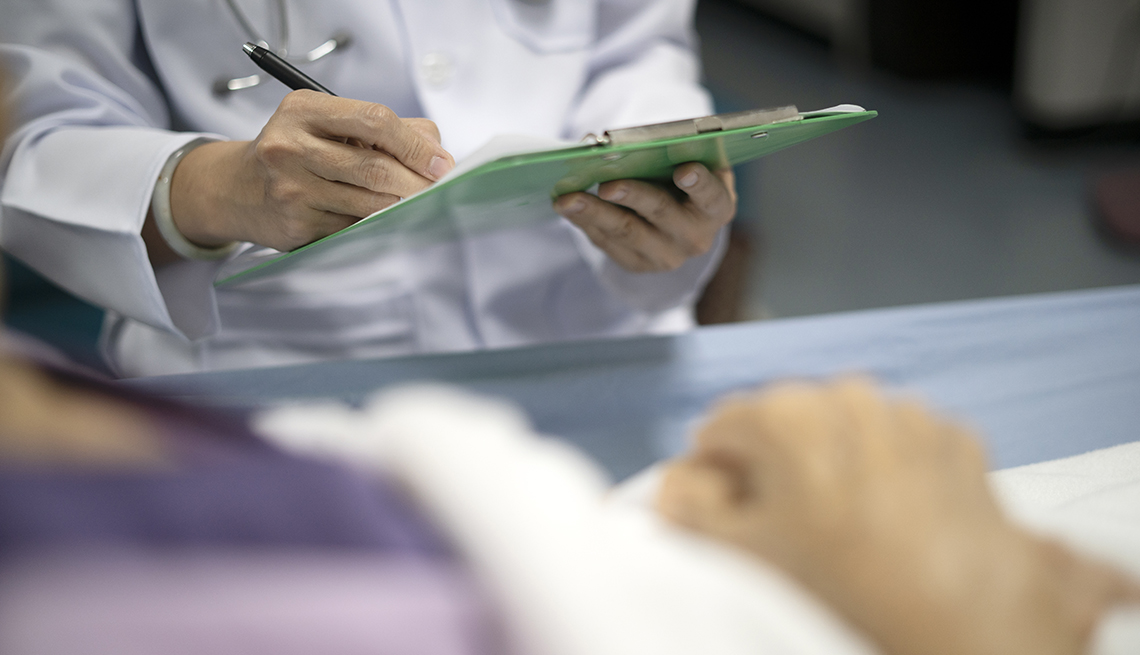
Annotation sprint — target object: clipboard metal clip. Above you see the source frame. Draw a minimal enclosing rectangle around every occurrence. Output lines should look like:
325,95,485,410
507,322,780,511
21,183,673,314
581,105,801,148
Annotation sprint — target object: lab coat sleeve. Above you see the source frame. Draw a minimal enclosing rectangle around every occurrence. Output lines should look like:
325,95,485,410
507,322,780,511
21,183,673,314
563,0,727,316
0,5,227,341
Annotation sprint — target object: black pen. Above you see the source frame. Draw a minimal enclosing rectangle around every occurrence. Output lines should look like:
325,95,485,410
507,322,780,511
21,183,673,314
242,42,338,96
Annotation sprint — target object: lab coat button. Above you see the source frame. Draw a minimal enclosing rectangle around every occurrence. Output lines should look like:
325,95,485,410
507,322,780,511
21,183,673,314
420,52,454,88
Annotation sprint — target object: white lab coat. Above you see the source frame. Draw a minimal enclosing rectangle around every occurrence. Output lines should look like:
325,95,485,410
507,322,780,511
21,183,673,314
0,0,720,377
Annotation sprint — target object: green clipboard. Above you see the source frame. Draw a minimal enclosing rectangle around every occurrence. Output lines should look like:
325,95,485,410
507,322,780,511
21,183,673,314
217,105,877,286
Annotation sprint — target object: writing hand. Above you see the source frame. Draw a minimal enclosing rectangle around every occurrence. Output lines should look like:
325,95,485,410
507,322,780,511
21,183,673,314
164,90,454,253
553,162,736,272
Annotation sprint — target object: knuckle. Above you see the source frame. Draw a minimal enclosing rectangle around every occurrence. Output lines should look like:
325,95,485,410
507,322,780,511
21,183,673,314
278,89,322,117
356,156,393,191
602,214,637,241
403,137,433,166
602,181,627,198
406,118,442,143
645,193,674,220
253,134,296,167
278,90,305,113
362,103,397,131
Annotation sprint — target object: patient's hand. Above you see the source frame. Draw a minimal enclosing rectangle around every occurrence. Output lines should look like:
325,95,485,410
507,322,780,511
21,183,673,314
658,378,1140,655
0,355,163,468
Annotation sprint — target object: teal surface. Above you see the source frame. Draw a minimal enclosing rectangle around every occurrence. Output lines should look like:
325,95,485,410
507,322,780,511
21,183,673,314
218,110,876,286
2,253,106,372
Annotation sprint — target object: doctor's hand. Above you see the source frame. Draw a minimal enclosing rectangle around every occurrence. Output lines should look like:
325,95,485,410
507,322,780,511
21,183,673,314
553,163,736,273
658,378,1140,655
163,90,454,253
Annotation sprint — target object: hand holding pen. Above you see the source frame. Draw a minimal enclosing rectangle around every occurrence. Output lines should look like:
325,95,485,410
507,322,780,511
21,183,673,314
155,40,732,275
150,43,454,258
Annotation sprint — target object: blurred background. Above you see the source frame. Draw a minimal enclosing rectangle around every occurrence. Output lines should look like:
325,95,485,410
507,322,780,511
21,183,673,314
698,0,1140,321
5,0,1140,365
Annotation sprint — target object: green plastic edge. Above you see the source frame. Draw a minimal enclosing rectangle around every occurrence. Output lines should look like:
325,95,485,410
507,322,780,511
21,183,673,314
217,110,877,286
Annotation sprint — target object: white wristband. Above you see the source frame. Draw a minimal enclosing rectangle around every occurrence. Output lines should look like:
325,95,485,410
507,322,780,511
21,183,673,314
151,137,239,261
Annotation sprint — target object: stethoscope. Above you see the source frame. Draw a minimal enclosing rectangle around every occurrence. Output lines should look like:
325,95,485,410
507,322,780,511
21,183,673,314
213,0,554,96
214,0,352,95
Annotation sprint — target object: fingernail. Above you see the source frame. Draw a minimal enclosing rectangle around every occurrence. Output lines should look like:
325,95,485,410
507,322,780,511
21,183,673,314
603,187,627,202
429,156,453,180
678,172,699,188
560,199,586,215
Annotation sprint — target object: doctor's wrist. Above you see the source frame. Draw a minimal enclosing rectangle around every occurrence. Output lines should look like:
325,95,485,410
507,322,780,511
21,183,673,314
166,139,254,250
153,138,240,260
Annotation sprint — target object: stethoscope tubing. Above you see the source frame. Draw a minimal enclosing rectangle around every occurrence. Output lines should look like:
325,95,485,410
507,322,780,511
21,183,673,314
215,0,350,95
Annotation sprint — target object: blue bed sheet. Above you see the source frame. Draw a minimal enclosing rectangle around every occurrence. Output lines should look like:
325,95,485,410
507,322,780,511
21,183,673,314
125,285,1140,480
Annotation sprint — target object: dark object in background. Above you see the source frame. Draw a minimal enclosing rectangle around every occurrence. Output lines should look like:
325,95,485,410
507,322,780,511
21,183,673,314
696,225,756,325
1094,169,1140,247
1015,1,1140,134
867,0,1020,83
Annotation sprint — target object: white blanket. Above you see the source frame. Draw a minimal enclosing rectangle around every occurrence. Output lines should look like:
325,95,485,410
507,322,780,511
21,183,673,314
257,385,1140,655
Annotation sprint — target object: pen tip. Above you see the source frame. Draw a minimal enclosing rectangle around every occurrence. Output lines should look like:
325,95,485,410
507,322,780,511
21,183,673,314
242,42,257,56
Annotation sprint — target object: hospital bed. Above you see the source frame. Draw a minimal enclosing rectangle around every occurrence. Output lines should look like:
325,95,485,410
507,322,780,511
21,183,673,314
10,284,1137,653
126,284,1140,480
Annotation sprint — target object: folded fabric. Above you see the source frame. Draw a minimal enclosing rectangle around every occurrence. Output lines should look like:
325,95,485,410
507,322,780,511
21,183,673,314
261,386,879,655
260,385,1140,655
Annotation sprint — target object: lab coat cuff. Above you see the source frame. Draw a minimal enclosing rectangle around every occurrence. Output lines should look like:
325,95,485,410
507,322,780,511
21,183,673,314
1,126,230,340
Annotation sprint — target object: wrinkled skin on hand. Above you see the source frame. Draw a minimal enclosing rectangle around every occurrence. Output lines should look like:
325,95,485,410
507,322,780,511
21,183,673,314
160,86,735,277
164,90,455,255
553,163,736,273
658,377,1140,655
